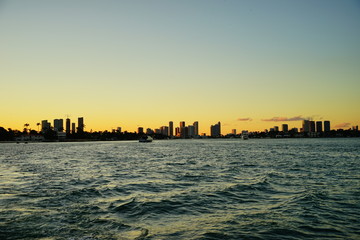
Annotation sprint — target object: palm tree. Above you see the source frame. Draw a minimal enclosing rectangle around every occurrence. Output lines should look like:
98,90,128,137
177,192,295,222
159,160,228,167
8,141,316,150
24,123,30,134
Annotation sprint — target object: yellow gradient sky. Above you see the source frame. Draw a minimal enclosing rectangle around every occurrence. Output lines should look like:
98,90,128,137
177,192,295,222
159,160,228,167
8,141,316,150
1,0,359,134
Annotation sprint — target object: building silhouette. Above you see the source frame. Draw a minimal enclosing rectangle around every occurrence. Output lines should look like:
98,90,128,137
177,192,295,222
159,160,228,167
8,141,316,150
316,121,323,132
54,119,64,132
210,122,221,137
66,118,71,134
324,121,331,132
302,120,310,132
169,121,173,137
282,124,288,132
193,121,199,136
78,117,84,133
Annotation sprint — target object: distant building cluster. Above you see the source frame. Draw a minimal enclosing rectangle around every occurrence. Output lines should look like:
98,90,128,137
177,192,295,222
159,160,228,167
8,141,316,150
41,117,84,134
135,121,204,139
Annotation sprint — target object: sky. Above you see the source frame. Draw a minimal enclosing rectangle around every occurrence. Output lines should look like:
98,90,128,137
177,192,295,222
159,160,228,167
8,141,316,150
1,0,359,134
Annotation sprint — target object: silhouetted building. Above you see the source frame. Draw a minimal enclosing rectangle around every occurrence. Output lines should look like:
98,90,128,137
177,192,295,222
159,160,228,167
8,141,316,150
193,121,199,136
175,127,180,137
210,122,221,137
160,126,169,136
274,126,279,132
310,121,315,132
78,117,84,133
41,120,51,132
324,121,331,132
54,119,64,132
302,120,310,132
232,129,237,135
66,118,71,134
72,123,76,133
169,121,173,137
138,127,144,134
282,124,288,132
316,121,323,132
188,125,195,138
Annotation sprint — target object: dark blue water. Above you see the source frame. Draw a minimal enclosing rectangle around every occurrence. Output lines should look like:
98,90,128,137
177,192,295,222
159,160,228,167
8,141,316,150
1,138,359,239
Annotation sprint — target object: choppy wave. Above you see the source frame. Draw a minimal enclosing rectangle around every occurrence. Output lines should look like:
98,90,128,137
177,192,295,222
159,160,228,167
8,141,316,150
1,138,360,239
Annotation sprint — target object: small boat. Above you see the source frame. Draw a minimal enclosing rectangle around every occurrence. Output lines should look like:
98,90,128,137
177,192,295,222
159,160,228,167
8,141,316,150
139,135,153,143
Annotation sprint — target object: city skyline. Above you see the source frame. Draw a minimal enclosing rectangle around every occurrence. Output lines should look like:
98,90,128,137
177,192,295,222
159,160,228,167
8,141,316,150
1,1,359,133
7,115,358,137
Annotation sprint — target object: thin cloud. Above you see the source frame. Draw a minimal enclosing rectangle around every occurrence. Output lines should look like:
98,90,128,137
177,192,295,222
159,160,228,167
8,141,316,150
261,116,304,122
237,118,252,121
335,122,351,129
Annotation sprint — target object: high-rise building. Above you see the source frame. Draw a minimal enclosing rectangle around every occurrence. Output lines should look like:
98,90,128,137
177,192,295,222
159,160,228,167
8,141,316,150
169,121,173,137
310,121,316,132
72,123,76,133
160,126,169,136
316,121,323,132
78,117,84,133
188,125,195,138
66,118,71,134
302,120,310,132
54,119,64,132
175,127,180,137
193,121,199,136
282,124,288,132
274,126,279,132
138,127,144,134
210,122,221,137
324,121,331,132
232,129,237,135
41,120,50,132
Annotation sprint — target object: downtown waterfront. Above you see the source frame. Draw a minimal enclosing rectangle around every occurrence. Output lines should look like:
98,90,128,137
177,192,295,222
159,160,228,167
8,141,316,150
1,138,360,239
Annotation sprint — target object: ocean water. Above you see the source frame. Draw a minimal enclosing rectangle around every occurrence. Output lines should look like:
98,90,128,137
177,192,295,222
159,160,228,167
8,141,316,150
1,138,359,240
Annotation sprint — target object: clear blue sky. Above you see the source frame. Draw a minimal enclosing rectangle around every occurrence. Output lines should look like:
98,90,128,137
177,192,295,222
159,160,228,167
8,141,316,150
1,0,359,133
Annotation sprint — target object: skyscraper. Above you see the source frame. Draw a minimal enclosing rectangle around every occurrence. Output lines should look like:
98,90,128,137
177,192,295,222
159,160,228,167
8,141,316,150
78,117,84,133
169,121,173,137
41,120,50,132
324,121,331,132
188,125,195,138
282,124,288,132
193,121,199,136
179,121,185,137
72,123,76,133
309,121,316,132
302,120,310,132
138,127,144,134
210,122,221,137
316,121,323,132
54,119,64,132
66,118,71,134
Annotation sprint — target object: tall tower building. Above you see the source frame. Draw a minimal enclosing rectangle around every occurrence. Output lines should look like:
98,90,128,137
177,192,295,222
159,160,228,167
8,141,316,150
66,118,71,134
302,120,310,132
72,123,76,133
193,121,199,136
54,119,64,132
188,125,195,138
78,117,84,133
309,121,316,132
324,121,331,132
282,124,288,132
316,121,323,132
169,121,173,137
210,122,221,137
41,120,50,132
138,127,144,134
